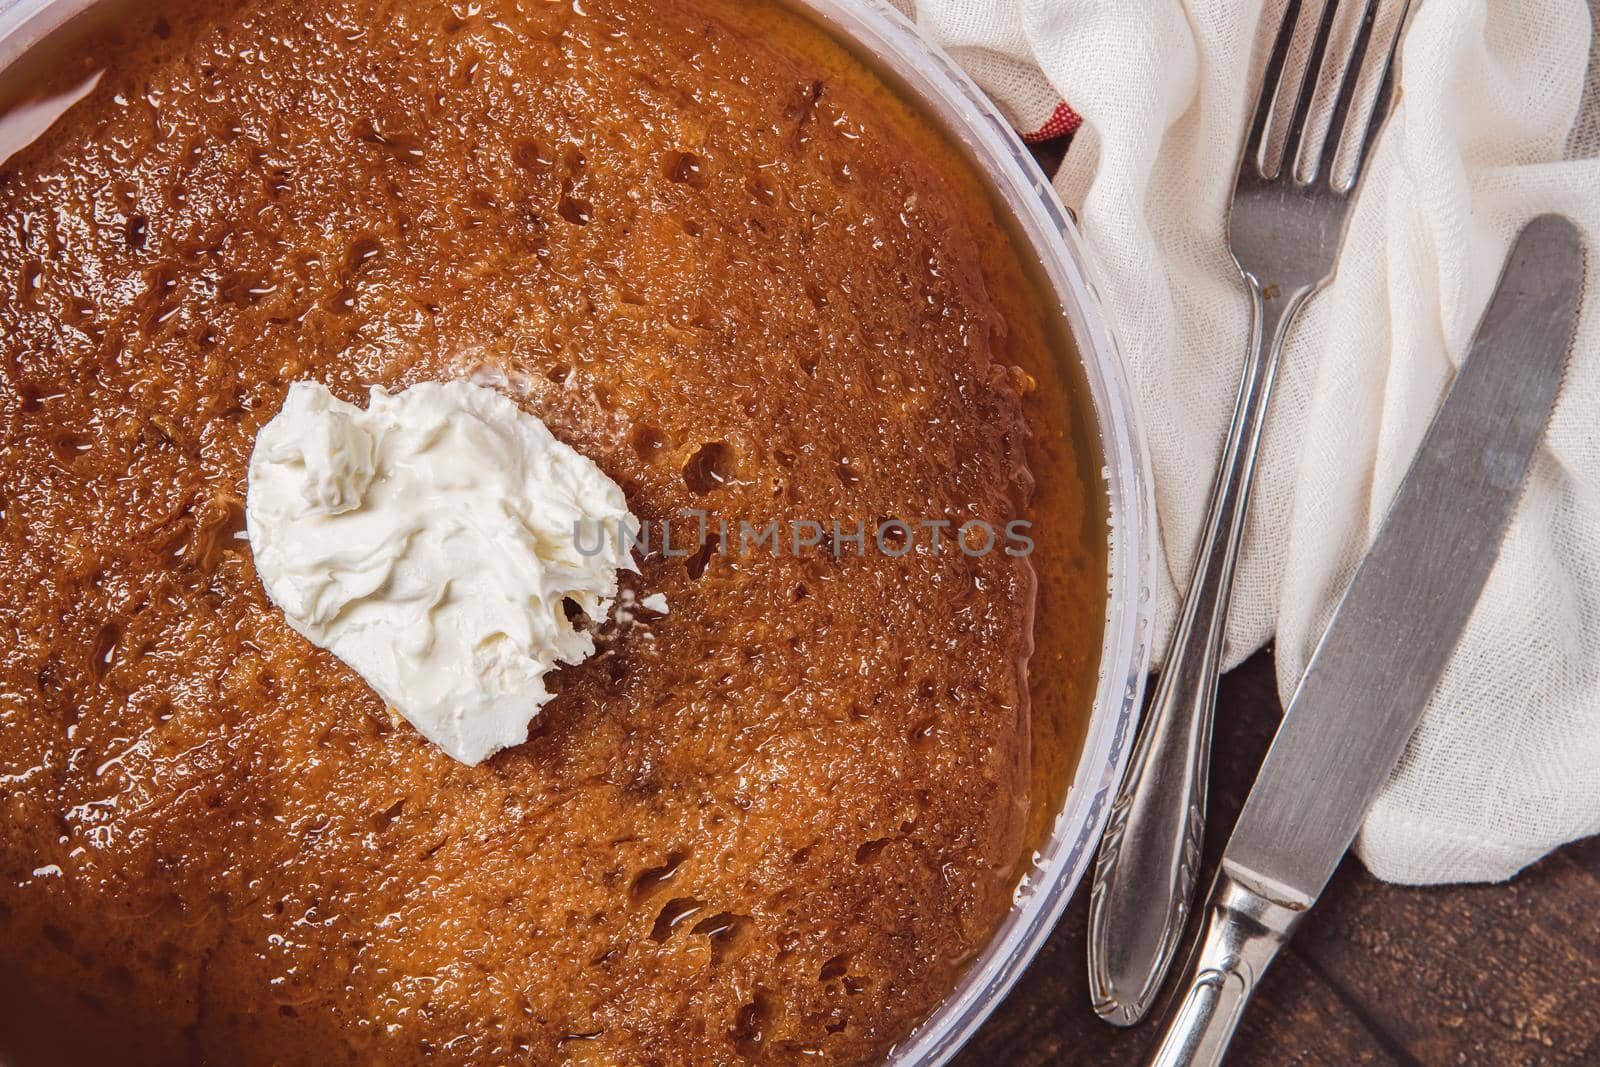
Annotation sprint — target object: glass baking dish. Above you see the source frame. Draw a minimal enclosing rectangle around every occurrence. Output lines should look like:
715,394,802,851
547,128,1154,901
0,0,1155,1061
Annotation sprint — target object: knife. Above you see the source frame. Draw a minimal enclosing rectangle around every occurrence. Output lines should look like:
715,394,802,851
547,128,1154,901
1145,213,1585,1067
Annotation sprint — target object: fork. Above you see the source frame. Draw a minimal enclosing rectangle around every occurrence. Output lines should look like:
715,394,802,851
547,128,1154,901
1087,0,1409,1028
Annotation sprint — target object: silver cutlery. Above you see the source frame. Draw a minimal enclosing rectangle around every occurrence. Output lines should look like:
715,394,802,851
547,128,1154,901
1089,0,1411,1024
1148,212,1585,1066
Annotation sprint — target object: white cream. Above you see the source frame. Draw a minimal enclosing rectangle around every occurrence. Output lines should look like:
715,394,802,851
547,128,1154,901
246,379,637,765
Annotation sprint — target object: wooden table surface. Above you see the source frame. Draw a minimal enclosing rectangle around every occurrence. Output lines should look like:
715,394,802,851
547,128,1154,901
954,648,1600,1066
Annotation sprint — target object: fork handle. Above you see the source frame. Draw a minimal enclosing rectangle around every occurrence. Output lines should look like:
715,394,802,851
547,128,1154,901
1088,279,1307,1026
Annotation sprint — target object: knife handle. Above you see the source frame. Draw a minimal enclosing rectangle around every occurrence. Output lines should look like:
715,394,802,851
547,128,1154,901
1147,869,1305,1067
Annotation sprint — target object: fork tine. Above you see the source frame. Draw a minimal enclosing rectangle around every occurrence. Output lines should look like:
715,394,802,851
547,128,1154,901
1280,0,1342,178
1242,0,1304,177
1313,0,1380,184
1348,0,1413,183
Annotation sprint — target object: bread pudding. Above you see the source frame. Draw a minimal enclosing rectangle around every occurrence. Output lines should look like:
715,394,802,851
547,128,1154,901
0,0,1106,1062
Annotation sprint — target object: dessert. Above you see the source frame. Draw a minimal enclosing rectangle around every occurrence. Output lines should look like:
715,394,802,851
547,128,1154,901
0,0,1107,1062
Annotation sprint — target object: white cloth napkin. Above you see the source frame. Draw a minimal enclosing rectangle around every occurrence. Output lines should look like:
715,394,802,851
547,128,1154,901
894,0,1600,885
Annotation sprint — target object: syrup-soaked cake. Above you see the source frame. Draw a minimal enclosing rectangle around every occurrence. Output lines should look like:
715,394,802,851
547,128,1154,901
0,0,1106,1062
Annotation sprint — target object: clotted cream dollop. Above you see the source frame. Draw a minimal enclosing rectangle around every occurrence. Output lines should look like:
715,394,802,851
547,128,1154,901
246,379,636,765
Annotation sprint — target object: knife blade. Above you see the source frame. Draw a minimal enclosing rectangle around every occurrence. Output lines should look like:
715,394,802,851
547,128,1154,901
1147,213,1585,1067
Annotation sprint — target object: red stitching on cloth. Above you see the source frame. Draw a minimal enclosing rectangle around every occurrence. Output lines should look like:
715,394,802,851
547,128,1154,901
1021,102,1082,143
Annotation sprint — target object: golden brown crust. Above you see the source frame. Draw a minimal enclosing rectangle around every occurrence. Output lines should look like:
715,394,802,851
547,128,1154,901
0,1,1080,1063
